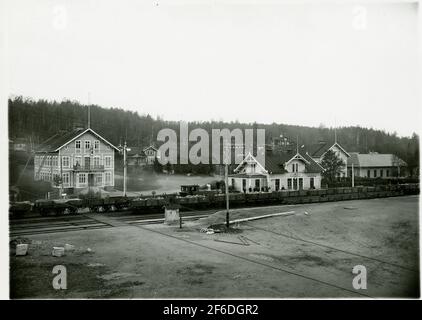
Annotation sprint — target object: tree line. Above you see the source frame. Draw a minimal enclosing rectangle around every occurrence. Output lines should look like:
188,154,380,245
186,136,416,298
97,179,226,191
8,96,419,175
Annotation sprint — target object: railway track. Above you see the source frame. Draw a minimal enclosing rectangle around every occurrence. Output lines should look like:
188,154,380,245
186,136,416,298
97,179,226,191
9,210,215,237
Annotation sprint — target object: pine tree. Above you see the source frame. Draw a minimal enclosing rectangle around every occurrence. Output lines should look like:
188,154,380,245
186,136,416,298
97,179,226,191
320,150,345,183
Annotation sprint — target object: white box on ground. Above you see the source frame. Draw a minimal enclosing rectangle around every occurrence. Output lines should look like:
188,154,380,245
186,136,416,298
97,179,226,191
164,208,180,225
64,244,75,251
52,247,65,257
16,244,28,256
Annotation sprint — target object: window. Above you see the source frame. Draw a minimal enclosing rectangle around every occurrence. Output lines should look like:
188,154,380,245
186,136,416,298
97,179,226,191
287,178,292,190
292,164,295,172
78,173,86,184
105,156,112,168
85,140,91,150
275,179,280,191
310,177,315,189
296,163,298,172
84,156,90,169
386,170,390,177
251,163,256,173
380,169,383,177
367,170,370,177
293,178,298,190
255,179,260,188
94,140,100,153
105,172,112,185
62,173,69,186
94,156,101,168
95,173,102,185
75,156,82,167
299,178,303,190
62,156,70,168
242,179,246,191
75,140,81,153
374,170,377,178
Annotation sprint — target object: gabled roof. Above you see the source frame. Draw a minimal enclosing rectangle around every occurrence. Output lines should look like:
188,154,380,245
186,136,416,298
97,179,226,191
308,141,350,158
347,152,407,168
36,128,119,153
234,152,268,174
236,149,323,175
143,145,157,152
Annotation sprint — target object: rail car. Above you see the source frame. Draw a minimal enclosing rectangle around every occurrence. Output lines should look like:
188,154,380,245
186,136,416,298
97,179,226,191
9,183,420,218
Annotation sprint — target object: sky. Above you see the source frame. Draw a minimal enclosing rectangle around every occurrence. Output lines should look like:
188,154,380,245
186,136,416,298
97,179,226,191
5,0,421,137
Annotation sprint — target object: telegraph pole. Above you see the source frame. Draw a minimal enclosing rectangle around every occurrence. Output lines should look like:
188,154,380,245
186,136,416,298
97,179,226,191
223,142,231,228
225,163,229,228
123,141,127,197
351,163,355,188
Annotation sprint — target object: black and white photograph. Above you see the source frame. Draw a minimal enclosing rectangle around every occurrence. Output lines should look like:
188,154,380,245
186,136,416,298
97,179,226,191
1,0,421,303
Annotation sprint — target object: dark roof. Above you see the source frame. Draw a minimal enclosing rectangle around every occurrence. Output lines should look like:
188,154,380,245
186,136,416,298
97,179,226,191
229,173,267,178
127,146,146,157
308,141,350,158
265,150,323,174
143,145,158,152
36,128,119,153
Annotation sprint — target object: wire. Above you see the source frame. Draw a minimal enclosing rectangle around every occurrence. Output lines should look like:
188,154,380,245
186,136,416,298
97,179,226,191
131,223,373,298
245,223,418,273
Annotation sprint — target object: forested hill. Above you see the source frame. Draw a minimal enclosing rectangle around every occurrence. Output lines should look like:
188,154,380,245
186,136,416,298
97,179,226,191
8,96,419,171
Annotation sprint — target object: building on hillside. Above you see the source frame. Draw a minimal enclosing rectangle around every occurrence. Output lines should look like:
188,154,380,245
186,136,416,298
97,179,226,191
229,147,323,192
143,145,158,165
308,139,350,177
270,134,295,150
127,147,147,167
347,152,408,178
127,144,158,168
10,137,31,152
34,127,119,191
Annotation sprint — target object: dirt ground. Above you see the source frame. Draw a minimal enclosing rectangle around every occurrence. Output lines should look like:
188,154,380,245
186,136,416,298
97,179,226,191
10,196,419,299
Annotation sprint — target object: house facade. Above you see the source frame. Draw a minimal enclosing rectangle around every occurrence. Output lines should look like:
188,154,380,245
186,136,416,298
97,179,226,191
143,145,158,165
347,152,408,178
127,145,158,167
308,141,350,177
229,149,323,192
34,128,119,190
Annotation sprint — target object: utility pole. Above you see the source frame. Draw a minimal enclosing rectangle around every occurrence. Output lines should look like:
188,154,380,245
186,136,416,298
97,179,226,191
122,141,131,197
351,163,354,188
224,142,230,228
225,163,229,228
123,141,127,197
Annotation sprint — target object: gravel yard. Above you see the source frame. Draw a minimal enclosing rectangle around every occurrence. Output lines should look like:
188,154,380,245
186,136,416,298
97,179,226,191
10,196,419,298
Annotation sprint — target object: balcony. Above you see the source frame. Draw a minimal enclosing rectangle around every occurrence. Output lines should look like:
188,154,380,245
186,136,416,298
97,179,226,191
73,164,105,172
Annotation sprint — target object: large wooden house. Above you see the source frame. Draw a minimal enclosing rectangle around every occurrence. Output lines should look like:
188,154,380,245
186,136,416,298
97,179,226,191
34,128,119,191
